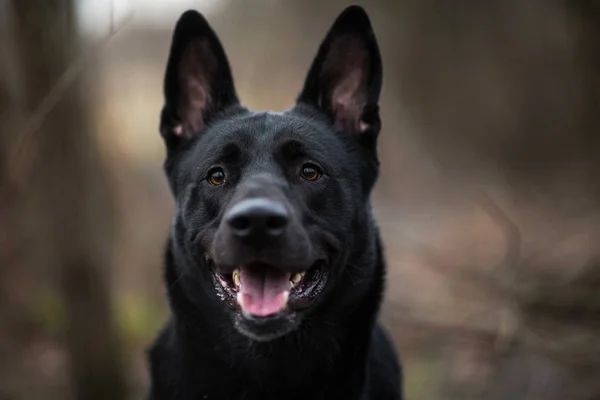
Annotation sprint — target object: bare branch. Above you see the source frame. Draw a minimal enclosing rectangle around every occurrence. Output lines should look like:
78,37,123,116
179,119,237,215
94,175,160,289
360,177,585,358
473,190,521,273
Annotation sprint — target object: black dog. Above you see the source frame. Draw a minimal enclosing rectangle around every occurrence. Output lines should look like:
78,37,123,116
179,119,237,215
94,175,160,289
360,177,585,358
147,5,403,400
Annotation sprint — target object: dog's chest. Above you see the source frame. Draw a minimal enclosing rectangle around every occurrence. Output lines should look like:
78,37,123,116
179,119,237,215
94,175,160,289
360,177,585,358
180,362,366,400
187,385,365,400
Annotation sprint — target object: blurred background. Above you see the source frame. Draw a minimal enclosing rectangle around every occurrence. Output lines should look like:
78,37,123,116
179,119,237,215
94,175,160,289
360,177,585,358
0,0,599,399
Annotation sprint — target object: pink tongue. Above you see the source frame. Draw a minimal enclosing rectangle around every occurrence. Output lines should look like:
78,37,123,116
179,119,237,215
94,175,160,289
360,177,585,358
238,265,290,317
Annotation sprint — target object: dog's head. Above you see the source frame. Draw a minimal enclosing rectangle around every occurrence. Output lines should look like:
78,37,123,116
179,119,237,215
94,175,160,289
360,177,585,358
160,6,383,341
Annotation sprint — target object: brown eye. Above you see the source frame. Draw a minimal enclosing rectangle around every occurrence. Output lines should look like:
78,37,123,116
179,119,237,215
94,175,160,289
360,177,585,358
300,163,322,182
207,167,226,186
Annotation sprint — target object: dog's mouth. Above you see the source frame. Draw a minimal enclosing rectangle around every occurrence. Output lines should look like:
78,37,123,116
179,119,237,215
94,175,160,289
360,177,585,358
209,259,328,317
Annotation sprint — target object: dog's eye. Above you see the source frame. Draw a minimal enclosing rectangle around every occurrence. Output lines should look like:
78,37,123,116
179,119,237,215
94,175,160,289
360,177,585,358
300,163,322,182
207,167,226,186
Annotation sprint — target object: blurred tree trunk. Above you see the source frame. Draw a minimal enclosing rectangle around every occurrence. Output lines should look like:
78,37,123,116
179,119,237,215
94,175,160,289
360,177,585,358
0,3,43,396
9,1,128,399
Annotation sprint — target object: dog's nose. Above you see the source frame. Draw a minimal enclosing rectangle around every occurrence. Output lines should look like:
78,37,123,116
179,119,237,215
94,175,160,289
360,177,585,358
225,198,289,239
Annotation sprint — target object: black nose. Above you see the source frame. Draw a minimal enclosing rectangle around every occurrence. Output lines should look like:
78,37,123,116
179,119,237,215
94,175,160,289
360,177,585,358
225,198,289,239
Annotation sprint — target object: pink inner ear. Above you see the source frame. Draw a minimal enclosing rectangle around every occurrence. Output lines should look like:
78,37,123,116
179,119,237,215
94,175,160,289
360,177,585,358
183,76,210,134
331,69,367,133
322,35,369,134
178,39,215,137
173,125,183,136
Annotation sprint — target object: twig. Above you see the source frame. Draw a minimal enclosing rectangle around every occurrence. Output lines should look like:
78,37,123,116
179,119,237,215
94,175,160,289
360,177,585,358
398,191,525,351
473,190,521,275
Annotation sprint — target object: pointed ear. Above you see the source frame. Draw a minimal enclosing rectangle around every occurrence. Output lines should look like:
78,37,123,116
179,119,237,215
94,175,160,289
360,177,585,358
297,6,382,140
160,10,239,147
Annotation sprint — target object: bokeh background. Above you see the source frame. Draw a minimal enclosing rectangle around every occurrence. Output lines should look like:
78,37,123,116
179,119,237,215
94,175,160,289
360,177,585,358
1,0,599,399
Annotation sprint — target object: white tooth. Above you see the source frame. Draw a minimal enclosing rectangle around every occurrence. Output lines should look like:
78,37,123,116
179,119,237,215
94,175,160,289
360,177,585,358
282,291,289,307
291,273,303,285
232,269,241,287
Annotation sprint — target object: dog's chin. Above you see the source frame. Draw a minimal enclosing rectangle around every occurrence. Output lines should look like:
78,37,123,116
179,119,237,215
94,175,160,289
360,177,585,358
206,258,329,341
233,310,299,342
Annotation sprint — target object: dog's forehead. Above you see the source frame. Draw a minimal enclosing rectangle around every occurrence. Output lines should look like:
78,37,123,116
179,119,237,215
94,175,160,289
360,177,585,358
203,111,339,154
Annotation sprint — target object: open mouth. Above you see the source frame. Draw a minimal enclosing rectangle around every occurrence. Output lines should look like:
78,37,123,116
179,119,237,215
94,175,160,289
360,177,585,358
209,260,327,317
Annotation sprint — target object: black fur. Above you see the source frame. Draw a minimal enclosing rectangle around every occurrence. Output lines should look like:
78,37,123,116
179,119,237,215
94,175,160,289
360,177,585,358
147,6,403,399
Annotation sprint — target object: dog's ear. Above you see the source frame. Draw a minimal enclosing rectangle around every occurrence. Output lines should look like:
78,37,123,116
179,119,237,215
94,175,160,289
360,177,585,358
297,6,382,141
160,10,238,147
